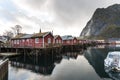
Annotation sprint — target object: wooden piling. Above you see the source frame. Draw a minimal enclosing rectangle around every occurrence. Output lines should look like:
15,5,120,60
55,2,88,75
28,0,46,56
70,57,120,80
0,42,97,57
0,59,9,80
0,43,1,53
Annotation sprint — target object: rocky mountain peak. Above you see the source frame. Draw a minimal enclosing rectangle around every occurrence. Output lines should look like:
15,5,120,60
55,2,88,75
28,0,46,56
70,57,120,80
80,4,120,39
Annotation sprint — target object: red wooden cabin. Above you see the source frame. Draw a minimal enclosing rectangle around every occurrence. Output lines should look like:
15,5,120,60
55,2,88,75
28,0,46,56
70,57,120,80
73,37,77,44
11,32,54,48
53,35,62,44
62,35,78,45
32,32,54,48
11,33,26,48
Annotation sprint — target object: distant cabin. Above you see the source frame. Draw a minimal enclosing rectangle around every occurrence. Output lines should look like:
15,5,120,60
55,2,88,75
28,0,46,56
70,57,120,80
53,35,62,44
11,32,54,48
95,40,105,44
108,38,120,44
76,37,89,44
62,35,77,45
0,36,9,43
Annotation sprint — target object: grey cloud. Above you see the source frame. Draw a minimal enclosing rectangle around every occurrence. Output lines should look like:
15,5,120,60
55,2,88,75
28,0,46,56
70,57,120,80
12,0,117,27
0,9,18,23
52,0,118,26
21,0,48,10
14,11,53,30
2,0,120,35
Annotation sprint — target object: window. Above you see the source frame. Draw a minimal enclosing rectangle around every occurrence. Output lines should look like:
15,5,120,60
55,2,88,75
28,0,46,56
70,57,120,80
35,38,39,43
14,40,16,44
48,38,51,44
74,40,76,43
22,39,25,42
56,40,58,43
26,39,29,42
79,41,81,43
59,40,61,43
17,40,19,44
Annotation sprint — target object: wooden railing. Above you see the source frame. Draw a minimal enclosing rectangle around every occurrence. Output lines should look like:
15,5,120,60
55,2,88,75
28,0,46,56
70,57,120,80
0,59,9,80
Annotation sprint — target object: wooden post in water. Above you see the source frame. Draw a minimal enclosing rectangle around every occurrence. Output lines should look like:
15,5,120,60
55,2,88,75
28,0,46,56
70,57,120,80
16,48,17,54
0,43,1,53
0,59,9,80
52,48,54,62
7,48,9,52
24,48,26,62
36,49,38,64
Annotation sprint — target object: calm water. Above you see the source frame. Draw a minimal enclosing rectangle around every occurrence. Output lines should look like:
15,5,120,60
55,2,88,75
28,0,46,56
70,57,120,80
8,45,120,80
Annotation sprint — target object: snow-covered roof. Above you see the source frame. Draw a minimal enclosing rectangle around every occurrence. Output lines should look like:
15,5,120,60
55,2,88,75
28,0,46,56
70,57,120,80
12,32,53,39
32,32,52,38
0,36,8,43
61,35,74,40
20,34,33,39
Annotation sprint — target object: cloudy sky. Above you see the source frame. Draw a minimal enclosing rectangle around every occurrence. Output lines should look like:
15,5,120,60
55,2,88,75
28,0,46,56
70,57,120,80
0,0,120,36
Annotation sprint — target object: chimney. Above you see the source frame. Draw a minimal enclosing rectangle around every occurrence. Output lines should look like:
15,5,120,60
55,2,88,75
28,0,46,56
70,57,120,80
39,28,41,33
52,30,53,35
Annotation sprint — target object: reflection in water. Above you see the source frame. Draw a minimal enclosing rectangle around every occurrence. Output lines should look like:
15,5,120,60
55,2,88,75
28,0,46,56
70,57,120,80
84,46,120,80
84,47,110,78
107,72,120,80
9,54,62,80
8,46,120,80
10,54,62,75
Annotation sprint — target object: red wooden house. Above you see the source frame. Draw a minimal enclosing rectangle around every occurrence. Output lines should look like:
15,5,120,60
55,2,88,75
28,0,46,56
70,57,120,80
53,35,62,44
11,32,54,48
11,33,35,48
11,33,26,48
62,35,78,45
73,37,77,44
32,32,54,48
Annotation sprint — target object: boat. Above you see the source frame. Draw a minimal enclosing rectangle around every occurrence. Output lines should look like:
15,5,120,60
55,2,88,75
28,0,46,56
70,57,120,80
104,51,120,72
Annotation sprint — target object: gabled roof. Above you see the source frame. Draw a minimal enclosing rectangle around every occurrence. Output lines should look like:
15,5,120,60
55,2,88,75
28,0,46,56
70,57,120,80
76,37,82,40
54,35,61,39
32,32,53,38
12,33,26,39
62,35,74,40
20,34,33,39
76,37,86,40
11,32,53,39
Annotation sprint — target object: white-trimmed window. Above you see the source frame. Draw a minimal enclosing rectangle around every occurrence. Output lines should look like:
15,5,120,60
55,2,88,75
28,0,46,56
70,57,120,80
74,40,76,43
56,40,59,43
35,38,39,43
22,39,25,42
14,40,16,44
59,40,61,43
26,39,29,42
48,38,51,44
17,40,19,44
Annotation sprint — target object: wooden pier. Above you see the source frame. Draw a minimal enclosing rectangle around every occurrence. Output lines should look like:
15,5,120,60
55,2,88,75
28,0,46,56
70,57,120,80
0,59,9,80
0,43,97,57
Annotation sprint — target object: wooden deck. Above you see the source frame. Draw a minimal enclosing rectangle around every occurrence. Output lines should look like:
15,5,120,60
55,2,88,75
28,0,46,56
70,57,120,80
0,43,98,56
